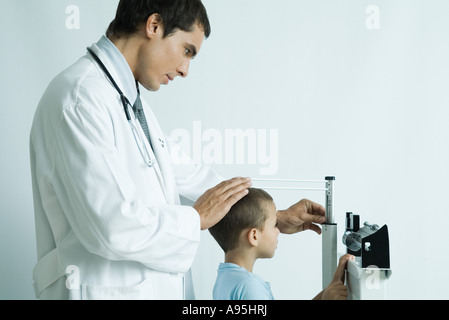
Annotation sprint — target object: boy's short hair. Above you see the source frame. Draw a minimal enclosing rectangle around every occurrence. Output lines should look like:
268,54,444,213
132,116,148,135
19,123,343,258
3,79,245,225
209,188,274,253
106,0,211,39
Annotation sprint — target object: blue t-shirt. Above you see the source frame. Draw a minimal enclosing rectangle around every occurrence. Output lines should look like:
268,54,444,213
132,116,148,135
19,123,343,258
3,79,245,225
213,263,274,300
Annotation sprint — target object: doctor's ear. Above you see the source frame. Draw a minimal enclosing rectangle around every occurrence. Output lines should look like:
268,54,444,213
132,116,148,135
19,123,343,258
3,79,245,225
145,13,164,39
247,228,259,247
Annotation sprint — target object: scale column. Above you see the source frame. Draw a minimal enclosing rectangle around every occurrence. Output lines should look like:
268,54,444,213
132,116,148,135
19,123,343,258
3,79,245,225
322,176,337,289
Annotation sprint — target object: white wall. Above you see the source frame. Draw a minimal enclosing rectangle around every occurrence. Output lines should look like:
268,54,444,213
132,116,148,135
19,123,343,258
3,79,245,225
1,0,448,300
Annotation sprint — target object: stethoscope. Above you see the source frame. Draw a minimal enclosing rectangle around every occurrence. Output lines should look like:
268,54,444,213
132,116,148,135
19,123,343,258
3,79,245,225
87,47,155,167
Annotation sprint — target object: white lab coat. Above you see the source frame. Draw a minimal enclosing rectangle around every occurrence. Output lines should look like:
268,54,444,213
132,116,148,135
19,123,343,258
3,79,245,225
30,43,222,299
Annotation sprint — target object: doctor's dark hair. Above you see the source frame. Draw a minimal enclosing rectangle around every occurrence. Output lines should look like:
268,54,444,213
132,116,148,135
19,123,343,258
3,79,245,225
106,0,211,39
209,188,274,253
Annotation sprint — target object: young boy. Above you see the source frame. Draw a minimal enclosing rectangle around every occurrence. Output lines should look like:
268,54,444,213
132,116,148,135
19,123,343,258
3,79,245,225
209,188,352,300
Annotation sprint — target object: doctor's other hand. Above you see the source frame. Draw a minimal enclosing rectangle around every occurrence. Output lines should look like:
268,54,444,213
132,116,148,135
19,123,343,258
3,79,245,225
193,177,252,230
276,199,326,234
322,254,354,300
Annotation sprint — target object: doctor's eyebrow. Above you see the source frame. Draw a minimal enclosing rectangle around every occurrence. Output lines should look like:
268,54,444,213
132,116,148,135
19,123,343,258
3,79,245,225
184,43,198,59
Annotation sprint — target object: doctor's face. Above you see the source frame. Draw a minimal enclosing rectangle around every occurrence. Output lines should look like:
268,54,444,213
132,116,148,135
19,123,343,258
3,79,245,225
137,21,205,92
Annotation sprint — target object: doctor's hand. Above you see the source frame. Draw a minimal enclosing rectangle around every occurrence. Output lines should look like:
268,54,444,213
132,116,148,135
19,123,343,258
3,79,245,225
276,199,326,234
193,177,252,230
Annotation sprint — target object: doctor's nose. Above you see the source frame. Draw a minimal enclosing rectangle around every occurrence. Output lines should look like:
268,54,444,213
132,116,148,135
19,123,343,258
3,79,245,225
177,60,190,78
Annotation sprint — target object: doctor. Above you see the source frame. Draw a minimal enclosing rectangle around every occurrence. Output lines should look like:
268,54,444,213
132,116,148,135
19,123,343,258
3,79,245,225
30,0,327,300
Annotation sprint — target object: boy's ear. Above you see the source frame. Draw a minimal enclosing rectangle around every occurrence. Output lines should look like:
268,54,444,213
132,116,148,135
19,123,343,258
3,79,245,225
247,228,259,247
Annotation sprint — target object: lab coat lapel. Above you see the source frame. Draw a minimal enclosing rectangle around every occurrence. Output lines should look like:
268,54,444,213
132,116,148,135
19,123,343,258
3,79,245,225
129,106,169,203
88,44,170,203
141,102,177,205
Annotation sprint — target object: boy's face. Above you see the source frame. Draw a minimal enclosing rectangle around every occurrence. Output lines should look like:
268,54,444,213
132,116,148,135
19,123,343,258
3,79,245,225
257,201,280,259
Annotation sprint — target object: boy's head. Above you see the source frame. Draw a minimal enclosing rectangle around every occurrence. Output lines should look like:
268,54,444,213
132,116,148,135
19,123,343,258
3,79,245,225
209,188,280,258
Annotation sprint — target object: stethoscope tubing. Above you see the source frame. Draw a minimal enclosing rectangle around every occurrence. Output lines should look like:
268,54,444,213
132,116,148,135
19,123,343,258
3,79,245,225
86,47,154,167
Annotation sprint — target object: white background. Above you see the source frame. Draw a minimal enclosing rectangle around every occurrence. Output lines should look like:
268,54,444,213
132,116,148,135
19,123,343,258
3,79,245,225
1,0,448,299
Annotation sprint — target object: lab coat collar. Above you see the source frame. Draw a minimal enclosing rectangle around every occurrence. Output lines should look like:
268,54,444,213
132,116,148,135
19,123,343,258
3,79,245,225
90,36,138,105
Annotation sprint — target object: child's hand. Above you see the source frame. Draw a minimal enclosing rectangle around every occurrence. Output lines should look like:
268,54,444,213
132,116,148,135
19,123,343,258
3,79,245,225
322,254,354,300
322,280,347,300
